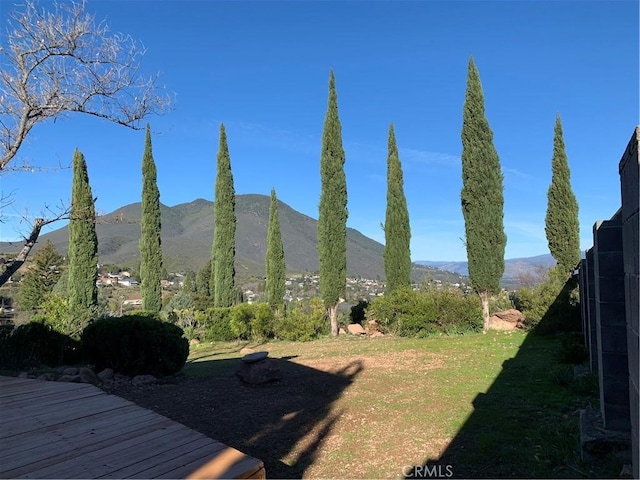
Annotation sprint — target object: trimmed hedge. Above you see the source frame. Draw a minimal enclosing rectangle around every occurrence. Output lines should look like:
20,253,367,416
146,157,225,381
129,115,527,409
81,312,189,376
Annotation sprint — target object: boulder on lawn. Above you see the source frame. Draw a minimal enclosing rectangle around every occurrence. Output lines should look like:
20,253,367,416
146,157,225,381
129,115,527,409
347,323,366,335
488,309,525,331
236,357,281,385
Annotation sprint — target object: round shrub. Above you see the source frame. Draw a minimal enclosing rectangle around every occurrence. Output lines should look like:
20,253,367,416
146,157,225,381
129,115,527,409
81,312,189,376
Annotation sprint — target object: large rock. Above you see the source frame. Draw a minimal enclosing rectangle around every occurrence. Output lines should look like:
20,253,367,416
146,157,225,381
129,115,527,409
97,368,115,381
347,323,366,335
493,309,525,324
236,358,281,385
488,309,525,331
78,367,99,385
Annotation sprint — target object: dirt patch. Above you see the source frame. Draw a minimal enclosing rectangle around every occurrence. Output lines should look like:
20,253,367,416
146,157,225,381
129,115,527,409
102,350,449,479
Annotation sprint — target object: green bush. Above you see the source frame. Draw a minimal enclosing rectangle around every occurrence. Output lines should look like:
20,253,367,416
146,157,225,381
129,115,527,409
0,322,81,370
81,312,189,376
200,307,235,342
228,303,282,341
511,266,580,333
249,303,276,340
366,287,482,337
30,293,72,336
274,298,327,341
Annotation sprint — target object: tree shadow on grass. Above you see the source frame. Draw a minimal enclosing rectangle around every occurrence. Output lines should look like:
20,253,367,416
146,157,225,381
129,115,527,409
409,277,609,479
109,354,363,479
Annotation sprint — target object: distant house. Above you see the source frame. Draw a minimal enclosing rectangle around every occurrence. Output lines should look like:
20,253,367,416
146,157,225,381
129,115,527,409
119,278,139,287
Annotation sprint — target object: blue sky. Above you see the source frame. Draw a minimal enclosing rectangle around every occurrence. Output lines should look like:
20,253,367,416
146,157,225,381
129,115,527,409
0,0,638,262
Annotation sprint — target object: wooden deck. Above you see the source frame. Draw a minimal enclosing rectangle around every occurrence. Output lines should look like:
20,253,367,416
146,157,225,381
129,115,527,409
0,376,265,479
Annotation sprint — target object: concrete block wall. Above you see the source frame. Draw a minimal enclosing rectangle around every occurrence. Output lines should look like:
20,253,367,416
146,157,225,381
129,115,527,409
584,249,598,373
593,214,630,432
619,127,639,479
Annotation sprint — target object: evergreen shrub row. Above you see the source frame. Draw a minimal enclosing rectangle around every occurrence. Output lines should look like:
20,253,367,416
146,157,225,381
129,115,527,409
198,299,328,342
366,287,483,337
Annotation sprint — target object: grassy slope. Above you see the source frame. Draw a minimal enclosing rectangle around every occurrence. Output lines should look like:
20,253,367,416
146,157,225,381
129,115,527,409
184,331,615,479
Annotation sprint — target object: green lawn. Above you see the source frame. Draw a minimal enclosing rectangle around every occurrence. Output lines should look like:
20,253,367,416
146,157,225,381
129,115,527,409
180,330,616,479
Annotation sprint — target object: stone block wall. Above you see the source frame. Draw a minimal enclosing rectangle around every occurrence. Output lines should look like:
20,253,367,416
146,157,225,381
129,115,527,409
619,127,639,479
593,214,629,432
578,127,639,478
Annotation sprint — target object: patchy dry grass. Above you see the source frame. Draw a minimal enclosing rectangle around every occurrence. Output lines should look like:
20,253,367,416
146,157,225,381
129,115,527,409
108,331,614,479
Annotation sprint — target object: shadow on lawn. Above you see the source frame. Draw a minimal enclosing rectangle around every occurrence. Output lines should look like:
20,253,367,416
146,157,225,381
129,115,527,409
410,277,598,479
113,353,363,479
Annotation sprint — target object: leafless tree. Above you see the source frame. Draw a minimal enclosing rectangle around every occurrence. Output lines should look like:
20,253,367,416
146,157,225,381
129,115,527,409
0,0,171,286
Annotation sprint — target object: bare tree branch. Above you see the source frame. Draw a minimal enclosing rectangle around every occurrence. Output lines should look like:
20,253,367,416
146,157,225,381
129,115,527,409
0,0,172,170
0,211,68,286
0,0,171,288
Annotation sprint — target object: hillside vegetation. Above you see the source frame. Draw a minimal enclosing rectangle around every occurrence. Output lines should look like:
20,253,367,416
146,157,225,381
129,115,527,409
0,194,466,285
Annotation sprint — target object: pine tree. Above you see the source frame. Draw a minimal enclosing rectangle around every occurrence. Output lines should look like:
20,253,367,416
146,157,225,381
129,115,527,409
67,149,98,333
139,125,163,312
318,70,348,336
265,188,286,313
460,57,506,330
545,114,580,276
383,123,412,293
211,124,236,308
18,239,63,311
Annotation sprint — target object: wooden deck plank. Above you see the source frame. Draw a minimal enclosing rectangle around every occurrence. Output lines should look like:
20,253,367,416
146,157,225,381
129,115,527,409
100,436,222,478
1,394,135,437
8,422,188,478
126,440,228,479
1,384,105,410
28,423,209,479
0,379,90,398
91,434,213,478
0,376,264,479
0,407,163,463
1,411,174,472
170,446,265,480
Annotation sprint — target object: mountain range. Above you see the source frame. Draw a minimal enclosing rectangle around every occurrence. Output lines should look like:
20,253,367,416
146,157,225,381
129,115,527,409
0,195,465,284
0,194,553,287
416,254,556,289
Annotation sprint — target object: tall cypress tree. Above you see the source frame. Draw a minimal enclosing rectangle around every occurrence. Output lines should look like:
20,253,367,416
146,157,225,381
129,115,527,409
139,124,163,312
383,123,412,293
460,57,506,330
211,123,236,308
318,70,348,336
545,114,580,275
265,188,285,313
67,149,98,333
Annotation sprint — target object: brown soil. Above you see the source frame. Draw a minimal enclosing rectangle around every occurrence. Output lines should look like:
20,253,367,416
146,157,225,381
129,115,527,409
102,351,446,479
